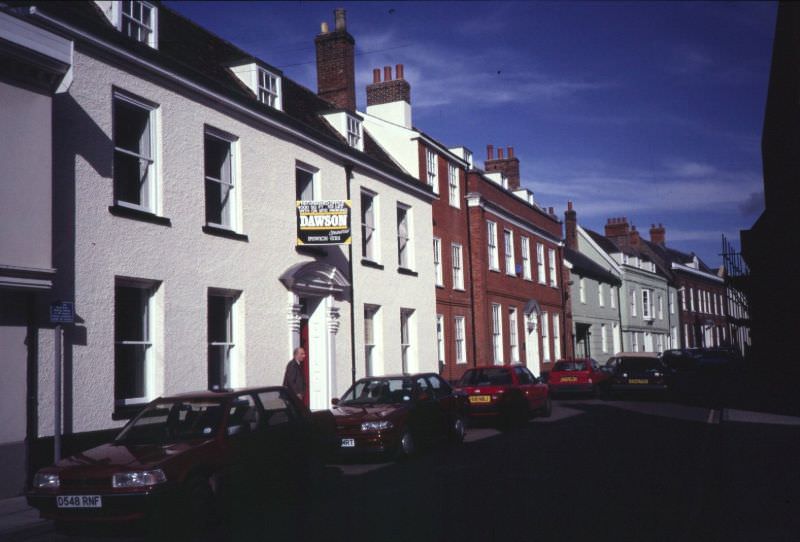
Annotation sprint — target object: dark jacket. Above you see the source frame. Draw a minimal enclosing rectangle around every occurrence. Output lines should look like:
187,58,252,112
283,359,305,399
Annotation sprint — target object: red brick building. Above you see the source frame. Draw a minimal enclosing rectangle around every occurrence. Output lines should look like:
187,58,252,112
465,147,572,376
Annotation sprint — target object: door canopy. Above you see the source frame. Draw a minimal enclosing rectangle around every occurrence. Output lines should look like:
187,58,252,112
279,261,350,299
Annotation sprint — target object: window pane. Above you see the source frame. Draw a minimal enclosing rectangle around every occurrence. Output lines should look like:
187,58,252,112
116,286,147,342
296,168,315,201
208,295,231,343
115,343,147,400
114,100,150,156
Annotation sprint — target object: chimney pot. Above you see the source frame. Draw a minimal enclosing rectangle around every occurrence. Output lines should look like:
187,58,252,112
383,66,392,81
334,8,346,31
508,147,514,158
396,64,404,80
497,148,504,159
487,145,494,160
320,21,329,33
372,68,381,83
568,200,573,211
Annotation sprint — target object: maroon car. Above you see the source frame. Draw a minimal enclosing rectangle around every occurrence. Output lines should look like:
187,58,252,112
548,358,610,397
330,373,466,459
27,387,333,535
455,365,551,424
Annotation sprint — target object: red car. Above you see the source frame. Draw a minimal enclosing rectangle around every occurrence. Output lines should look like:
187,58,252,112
330,373,466,459
455,365,551,424
27,387,333,535
548,358,610,397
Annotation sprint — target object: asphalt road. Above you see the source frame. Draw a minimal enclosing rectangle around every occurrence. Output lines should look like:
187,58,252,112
13,398,800,542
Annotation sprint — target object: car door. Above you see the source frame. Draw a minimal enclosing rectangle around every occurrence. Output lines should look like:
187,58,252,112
515,366,545,409
255,389,309,485
411,376,438,445
223,393,265,487
426,374,452,439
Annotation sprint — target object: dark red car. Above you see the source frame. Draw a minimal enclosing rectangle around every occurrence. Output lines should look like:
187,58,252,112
455,365,551,424
548,358,610,397
27,387,333,535
330,373,466,459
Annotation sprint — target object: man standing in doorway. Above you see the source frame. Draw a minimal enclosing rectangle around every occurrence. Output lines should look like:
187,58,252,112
283,347,306,403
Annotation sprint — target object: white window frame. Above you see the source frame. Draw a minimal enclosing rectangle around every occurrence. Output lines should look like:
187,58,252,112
258,67,282,110
579,278,586,304
400,308,415,374
397,204,412,269
509,307,519,363
632,332,640,352
448,163,460,208
204,127,239,231
601,323,608,353
455,316,466,365
433,238,443,287
346,115,362,148
613,323,621,354
548,248,558,287
436,314,446,366
113,90,159,213
681,288,687,311
670,292,675,315
452,243,464,290
521,237,532,280
120,0,158,48
491,303,503,365
611,286,617,309
689,288,695,312
553,313,561,361
537,243,546,284
541,312,551,363
598,283,605,307
658,294,664,320
504,229,515,275
364,304,379,377
426,148,438,194
487,221,500,271
642,289,653,320
361,190,378,262
114,280,157,406
630,289,638,317
208,290,240,391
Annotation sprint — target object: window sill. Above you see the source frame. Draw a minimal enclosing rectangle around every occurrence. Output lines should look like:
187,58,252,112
109,205,171,226
489,268,501,273
203,225,249,242
453,287,466,292
398,267,418,277
297,245,328,257
361,259,384,270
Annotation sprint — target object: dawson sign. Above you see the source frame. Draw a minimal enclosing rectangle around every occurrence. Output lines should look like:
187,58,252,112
296,200,352,245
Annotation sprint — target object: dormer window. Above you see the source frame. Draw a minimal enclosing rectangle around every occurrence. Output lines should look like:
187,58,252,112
347,115,361,148
258,68,281,109
121,1,157,48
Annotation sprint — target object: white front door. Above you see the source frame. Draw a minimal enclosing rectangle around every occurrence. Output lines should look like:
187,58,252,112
526,313,541,376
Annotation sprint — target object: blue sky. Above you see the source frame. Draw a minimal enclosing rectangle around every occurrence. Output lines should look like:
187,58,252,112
168,1,776,268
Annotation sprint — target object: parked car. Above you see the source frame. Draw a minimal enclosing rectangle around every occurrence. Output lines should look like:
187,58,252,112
330,373,466,459
548,358,610,397
662,348,743,397
455,365,551,425
27,386,333,535
603,353,669,396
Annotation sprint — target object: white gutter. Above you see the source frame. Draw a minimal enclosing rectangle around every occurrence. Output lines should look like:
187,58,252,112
28,7,434,201
466,193,563,246
671,262,725,283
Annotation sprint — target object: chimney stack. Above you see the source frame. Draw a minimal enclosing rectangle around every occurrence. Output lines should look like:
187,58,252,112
564,201,577,250
649,223,666,246
630,225,640,246
366,64,411,107
315,8,356,111
604,216,630,241
484,145,521,190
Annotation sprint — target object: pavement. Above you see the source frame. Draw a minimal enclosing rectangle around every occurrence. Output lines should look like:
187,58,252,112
2,387,799,539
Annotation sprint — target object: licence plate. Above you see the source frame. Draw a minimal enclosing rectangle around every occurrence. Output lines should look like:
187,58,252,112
629,379,649,385
560,377,577,382
468,395,491,404
57,495,102,509
340,438,355,448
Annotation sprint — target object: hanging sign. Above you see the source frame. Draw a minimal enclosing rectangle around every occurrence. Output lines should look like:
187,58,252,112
296,200,352,245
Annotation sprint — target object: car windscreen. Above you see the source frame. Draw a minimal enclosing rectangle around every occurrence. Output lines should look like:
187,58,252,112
618,358,663,372
552,361,587,372
340,378,412,405
115,400,225,444
458,368,512,386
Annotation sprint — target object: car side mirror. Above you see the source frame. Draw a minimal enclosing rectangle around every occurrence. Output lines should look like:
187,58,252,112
331,398,340,406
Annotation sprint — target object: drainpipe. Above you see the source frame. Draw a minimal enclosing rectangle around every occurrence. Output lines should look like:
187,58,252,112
345,164,357,385
465,194,478,368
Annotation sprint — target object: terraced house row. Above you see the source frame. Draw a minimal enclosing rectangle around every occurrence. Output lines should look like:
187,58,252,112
0,1,746,497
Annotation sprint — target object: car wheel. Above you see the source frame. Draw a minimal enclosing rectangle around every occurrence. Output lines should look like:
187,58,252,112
397,430,415,459
540,396,552,418
450,416,466,444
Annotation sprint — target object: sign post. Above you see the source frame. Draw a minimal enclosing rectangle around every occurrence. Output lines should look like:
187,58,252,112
50,301,74,462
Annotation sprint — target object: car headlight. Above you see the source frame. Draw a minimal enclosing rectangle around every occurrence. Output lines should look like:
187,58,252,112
112,469,167,488
361,420,393,432
33,472,59,489
654,372,663,378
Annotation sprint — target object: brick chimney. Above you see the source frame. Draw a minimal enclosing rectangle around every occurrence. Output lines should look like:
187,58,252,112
604,217,630,242
564,201,578,250
630,225,640,246
365,64,412,128
484,145,521,190
315,8,356,111
649,223,666,246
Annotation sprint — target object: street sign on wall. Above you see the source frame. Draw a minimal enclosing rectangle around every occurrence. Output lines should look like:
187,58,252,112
49,301,75,324
296,200,352,245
